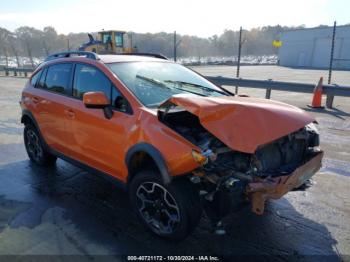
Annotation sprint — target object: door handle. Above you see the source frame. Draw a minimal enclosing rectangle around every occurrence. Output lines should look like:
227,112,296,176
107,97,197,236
65,109,76,118
32,97,40,104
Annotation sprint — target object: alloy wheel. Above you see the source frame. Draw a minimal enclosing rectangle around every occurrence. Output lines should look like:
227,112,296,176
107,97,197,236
136,182,181,235
25,129,43,162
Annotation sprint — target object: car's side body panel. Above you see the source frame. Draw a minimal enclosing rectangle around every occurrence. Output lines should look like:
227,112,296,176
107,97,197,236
134,109,200,176
22,84,70,153
21,58,201,184
61,96,134,180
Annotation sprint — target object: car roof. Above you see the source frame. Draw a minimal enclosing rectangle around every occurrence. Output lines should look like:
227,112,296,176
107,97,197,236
99,54,170,64
34,53,172,76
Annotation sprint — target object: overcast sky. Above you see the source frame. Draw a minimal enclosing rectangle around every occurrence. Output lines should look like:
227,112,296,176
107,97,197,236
0,0,348,37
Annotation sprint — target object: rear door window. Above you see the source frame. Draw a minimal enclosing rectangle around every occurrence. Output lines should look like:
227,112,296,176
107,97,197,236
45,64,73,94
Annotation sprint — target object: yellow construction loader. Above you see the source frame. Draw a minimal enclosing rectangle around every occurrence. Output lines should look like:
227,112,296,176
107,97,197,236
79,30,135,54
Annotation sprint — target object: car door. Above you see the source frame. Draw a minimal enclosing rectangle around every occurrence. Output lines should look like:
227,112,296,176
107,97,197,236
26,68,46,127
64,63,133,180
31,63,74,154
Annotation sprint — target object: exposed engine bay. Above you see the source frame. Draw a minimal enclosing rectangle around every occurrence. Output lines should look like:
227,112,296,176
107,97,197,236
159,107,322,227
159,108,320,180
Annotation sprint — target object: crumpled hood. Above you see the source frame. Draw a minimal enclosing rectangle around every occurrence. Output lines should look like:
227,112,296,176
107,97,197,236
159,94,315,153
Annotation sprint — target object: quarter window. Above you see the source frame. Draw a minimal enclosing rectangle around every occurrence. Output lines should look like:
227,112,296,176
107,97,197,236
37,68,48,89
73,64,111,100
45,64,72,94
30,70,41,87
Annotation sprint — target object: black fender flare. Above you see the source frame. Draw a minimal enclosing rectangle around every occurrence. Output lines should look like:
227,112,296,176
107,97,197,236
21,109,49,150
21,109,40,131
125,143,171,185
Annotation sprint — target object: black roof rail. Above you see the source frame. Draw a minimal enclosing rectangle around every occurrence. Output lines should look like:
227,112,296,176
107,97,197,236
44,51,100,62
118,53,168,60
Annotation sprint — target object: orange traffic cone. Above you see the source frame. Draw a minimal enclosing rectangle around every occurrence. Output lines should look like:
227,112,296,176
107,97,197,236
308,77,324,109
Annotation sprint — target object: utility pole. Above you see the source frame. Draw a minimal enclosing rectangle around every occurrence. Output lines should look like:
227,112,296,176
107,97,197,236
5,53,9,68
326,21,336,108
130,32,133,51
67,38,70,51
173,31,181,62
328,21,336,84
235,26,243,94
174,31,177,62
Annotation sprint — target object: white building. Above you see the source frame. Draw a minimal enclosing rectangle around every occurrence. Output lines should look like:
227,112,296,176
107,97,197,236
278,25,350,70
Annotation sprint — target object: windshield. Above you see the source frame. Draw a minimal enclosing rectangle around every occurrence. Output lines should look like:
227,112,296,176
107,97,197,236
107,62,229,107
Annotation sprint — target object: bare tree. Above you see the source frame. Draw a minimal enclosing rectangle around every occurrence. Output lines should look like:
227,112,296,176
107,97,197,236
15,26,45,67
42,26,59,55
42,40,50,56
2,46,9,67
9,36,21,67
0,28,10,67
24,39,35,67
1,24,311,63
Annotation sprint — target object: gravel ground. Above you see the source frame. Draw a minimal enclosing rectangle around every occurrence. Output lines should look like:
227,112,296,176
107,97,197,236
0,65,349,261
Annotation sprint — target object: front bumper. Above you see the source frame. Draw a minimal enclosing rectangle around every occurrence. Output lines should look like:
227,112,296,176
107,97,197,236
246,151,324,215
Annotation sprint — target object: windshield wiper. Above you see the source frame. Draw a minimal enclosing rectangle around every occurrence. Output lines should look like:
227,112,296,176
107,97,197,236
136,75,171,89
164,80,229,96
136,75,205,96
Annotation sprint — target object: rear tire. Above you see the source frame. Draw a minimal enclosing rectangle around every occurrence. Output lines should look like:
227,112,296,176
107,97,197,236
24,124,57,166
129,170,202,240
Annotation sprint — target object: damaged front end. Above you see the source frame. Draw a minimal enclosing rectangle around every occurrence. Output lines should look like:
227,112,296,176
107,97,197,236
158,95,323,220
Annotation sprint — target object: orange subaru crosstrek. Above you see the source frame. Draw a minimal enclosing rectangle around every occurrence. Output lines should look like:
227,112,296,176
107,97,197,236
21,51,323,239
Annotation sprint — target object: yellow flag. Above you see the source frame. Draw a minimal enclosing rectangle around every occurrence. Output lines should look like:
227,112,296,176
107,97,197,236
272,40,282,48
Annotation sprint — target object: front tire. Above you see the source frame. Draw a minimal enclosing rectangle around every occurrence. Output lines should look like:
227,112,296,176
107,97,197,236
24,124,57,166
129,170,202,240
